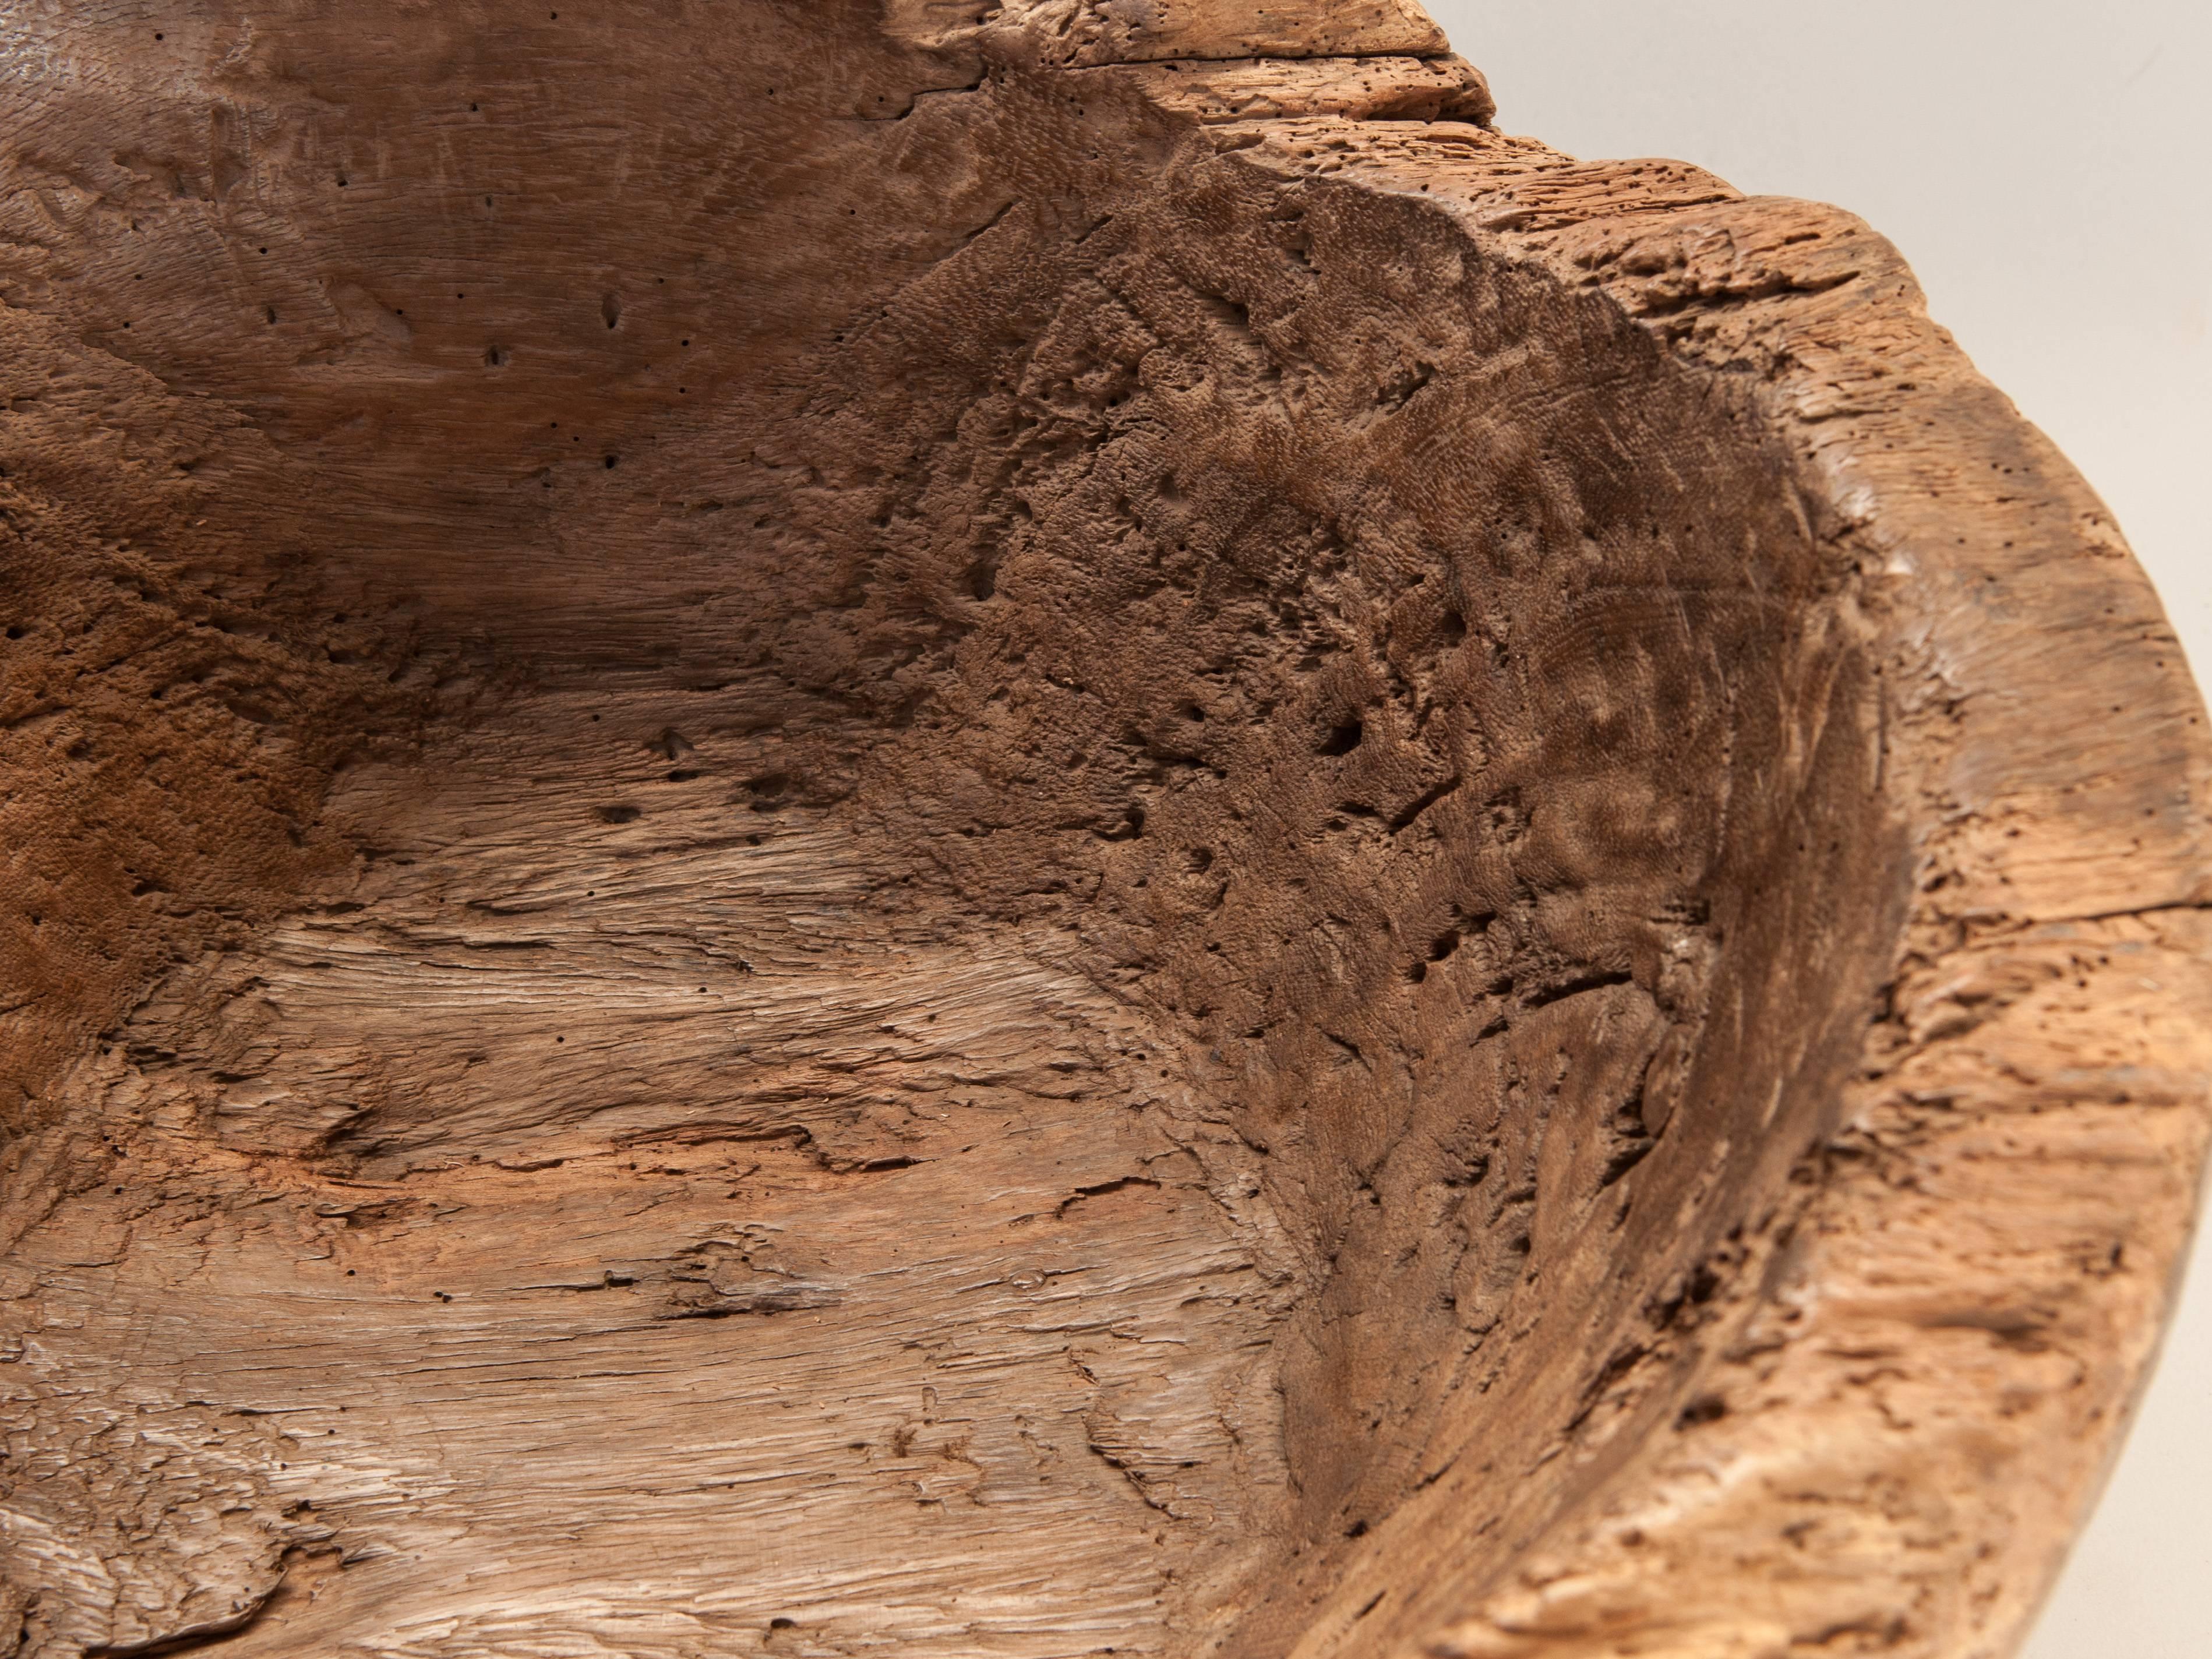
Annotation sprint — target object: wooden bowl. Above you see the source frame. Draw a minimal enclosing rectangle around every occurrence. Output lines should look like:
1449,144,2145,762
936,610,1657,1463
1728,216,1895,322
3,5,2206,1657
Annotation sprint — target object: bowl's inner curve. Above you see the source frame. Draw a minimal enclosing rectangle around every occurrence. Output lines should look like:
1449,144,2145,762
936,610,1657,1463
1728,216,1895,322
0,8,1904,1656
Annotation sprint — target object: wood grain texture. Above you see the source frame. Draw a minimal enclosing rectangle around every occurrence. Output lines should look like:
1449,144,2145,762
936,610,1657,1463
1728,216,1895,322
1,5,2205,1658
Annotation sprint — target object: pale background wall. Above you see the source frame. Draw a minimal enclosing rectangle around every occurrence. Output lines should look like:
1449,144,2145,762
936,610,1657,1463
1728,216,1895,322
1417,3,2212,1653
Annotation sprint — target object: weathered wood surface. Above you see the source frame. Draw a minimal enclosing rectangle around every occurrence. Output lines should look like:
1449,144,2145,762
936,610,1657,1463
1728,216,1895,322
1,4,2206,1657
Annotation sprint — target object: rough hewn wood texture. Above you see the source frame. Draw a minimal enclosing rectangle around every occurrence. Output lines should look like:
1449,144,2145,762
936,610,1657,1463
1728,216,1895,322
2,5,2206,1658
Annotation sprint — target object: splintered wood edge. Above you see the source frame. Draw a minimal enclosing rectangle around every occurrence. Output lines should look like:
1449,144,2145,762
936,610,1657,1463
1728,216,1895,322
1080,19,2212,1659
888,0,1452,68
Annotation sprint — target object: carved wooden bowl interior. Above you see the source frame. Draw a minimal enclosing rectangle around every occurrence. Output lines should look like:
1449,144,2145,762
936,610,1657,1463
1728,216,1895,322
4,6,2209,1659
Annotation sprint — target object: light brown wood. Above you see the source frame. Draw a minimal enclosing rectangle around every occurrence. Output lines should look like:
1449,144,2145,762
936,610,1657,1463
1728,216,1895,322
2,5,2206,1658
